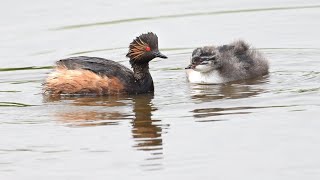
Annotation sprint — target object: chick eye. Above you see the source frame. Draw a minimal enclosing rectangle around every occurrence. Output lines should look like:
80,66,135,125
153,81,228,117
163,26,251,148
145,46,151,52
192,57,200,62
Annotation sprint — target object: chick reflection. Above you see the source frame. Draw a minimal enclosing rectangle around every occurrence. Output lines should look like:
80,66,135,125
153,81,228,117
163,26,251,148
131,94,163,152
189,77,268,102
189,77,268,120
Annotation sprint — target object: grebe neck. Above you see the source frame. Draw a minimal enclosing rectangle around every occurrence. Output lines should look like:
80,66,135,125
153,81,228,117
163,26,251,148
132,63,151,80
132,63,154,92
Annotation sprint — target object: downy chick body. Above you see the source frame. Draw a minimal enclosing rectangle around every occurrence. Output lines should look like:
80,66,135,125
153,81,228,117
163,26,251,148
186,40,269,84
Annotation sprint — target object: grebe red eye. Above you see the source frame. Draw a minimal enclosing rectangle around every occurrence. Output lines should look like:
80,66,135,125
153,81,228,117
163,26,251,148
145,46,151,52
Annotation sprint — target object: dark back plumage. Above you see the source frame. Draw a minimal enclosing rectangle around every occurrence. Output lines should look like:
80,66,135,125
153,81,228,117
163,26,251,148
56,56,136,85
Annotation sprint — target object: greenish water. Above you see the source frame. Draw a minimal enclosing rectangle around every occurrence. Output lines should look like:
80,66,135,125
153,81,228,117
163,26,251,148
0,0,320,179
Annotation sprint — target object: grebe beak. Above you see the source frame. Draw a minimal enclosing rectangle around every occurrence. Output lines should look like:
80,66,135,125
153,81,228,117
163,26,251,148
154,51,168,59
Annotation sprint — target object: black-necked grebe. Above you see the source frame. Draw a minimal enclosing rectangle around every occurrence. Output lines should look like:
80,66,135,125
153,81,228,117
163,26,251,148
44,32,167,95
185,40,269,84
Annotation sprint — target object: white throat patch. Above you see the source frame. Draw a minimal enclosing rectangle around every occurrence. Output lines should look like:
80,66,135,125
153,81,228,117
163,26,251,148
186,69,224,84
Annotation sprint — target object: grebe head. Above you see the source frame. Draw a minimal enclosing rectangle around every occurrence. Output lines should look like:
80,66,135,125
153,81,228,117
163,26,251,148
185,46,221,73
126,32,167,65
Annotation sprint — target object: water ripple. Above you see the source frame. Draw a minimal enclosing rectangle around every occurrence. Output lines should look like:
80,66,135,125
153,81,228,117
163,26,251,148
0,66,53,72
193,105,298,119
0,90,21,93
0,102,35,107
53,4,320,30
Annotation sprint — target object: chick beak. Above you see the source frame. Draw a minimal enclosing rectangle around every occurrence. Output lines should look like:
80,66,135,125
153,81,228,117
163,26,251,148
154,51,168,59
185,64,193,69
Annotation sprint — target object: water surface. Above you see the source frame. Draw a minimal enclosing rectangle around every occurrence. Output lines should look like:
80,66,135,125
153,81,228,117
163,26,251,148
1,0,320,179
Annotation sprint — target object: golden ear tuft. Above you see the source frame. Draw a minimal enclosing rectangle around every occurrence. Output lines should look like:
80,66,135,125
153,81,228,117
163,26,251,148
127,37,149,61
126,32,158,61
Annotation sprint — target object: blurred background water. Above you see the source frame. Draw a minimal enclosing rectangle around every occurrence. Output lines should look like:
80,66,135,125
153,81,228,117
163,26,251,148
0,0,320,179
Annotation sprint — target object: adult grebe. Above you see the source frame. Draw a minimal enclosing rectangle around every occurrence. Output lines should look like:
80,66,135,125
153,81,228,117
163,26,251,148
44,32,167,95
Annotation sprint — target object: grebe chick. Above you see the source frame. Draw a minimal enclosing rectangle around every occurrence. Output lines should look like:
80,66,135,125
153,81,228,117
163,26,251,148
185,40,269,84
44,32,167,95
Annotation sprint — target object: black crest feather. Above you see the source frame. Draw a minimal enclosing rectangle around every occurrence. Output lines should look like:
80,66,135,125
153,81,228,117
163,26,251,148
126,32,159,62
